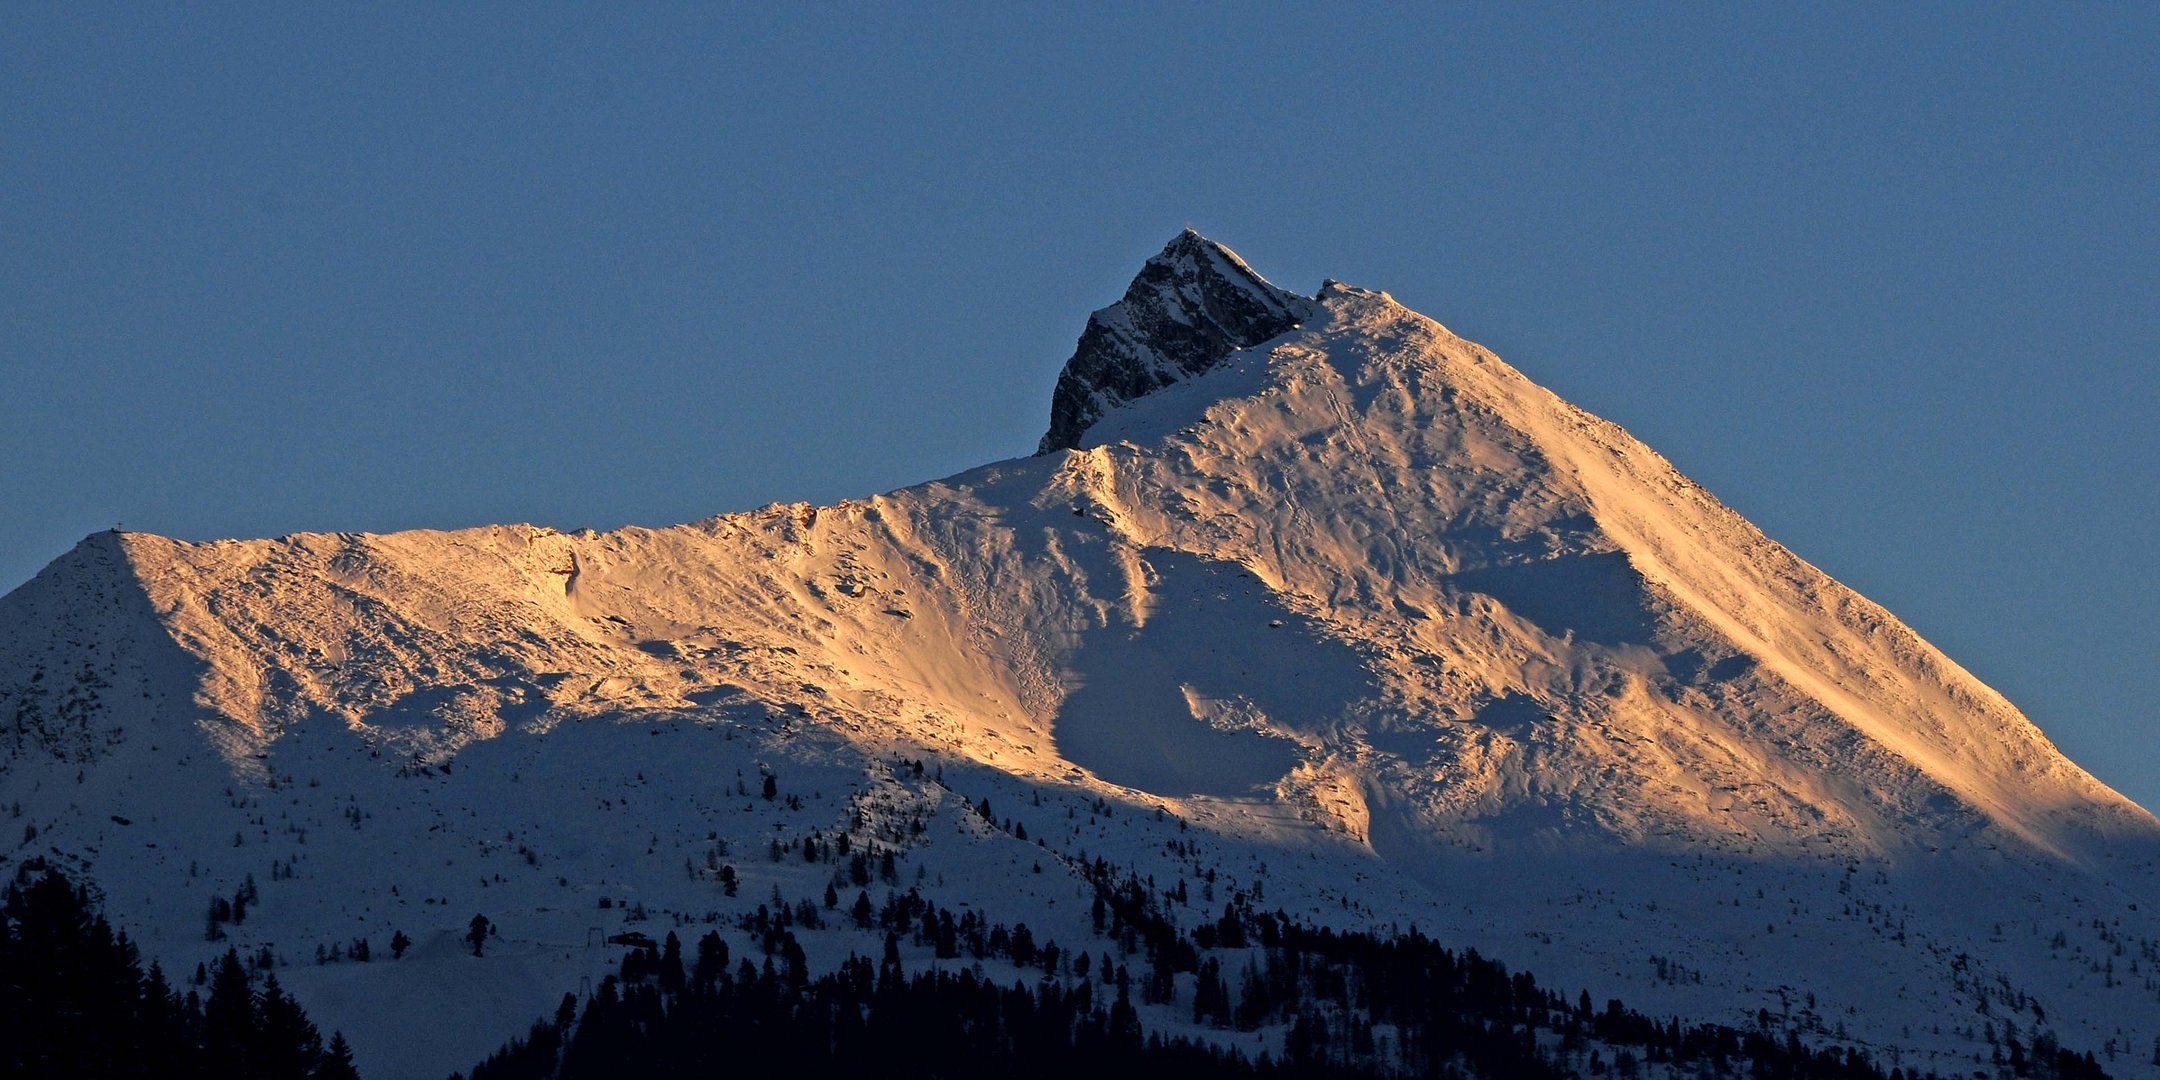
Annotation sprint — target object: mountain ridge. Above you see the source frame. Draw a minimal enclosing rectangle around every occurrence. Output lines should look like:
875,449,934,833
15,230,2155,884
5,232,2158,1077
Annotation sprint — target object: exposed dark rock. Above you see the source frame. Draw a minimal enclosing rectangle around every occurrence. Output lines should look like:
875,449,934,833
1037,230,1314,454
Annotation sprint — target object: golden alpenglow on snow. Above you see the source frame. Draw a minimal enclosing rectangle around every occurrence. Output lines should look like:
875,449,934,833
3,234,2154,1078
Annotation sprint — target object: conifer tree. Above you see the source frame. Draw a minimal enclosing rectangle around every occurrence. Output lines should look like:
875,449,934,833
202,948,259,1076
318,1032,362,1080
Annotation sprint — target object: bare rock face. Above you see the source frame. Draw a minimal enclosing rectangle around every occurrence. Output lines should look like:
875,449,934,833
1037,229,1314,454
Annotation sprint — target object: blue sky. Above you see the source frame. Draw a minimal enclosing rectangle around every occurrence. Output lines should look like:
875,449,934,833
3,6,2154,809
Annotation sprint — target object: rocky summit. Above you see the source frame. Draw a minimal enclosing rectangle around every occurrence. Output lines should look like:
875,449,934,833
1038,229,1314,454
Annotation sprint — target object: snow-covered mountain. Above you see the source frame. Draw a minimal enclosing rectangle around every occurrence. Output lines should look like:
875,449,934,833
5,232,2158,1077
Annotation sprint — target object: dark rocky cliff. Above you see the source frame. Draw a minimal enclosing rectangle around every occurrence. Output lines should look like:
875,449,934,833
1037,230,1313,454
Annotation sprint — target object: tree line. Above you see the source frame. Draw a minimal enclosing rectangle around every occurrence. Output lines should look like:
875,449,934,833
0,859,360,1079
460,852,2114,1079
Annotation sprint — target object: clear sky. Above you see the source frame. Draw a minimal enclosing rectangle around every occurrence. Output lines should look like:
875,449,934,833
3,6,2154,810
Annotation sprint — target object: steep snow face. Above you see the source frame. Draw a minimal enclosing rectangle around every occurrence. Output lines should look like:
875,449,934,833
6,234,2160,1076
1066,280,2158,868
1038,230,1315,454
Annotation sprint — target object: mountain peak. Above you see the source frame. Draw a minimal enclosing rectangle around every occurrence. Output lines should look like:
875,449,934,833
8,233,2160,1074
1155,225,1231,262
1037,231,1314,454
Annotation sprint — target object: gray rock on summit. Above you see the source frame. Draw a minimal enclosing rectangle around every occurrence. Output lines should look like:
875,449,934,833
1037,230,1315,454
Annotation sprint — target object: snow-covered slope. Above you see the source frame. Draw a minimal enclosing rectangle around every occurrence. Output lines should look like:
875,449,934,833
5,233,2158,1077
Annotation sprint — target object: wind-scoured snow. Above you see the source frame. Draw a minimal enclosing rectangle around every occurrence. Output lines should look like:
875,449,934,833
4,233,2158,1078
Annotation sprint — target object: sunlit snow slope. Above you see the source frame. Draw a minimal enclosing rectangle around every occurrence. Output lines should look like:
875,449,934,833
5,232,2158,1077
